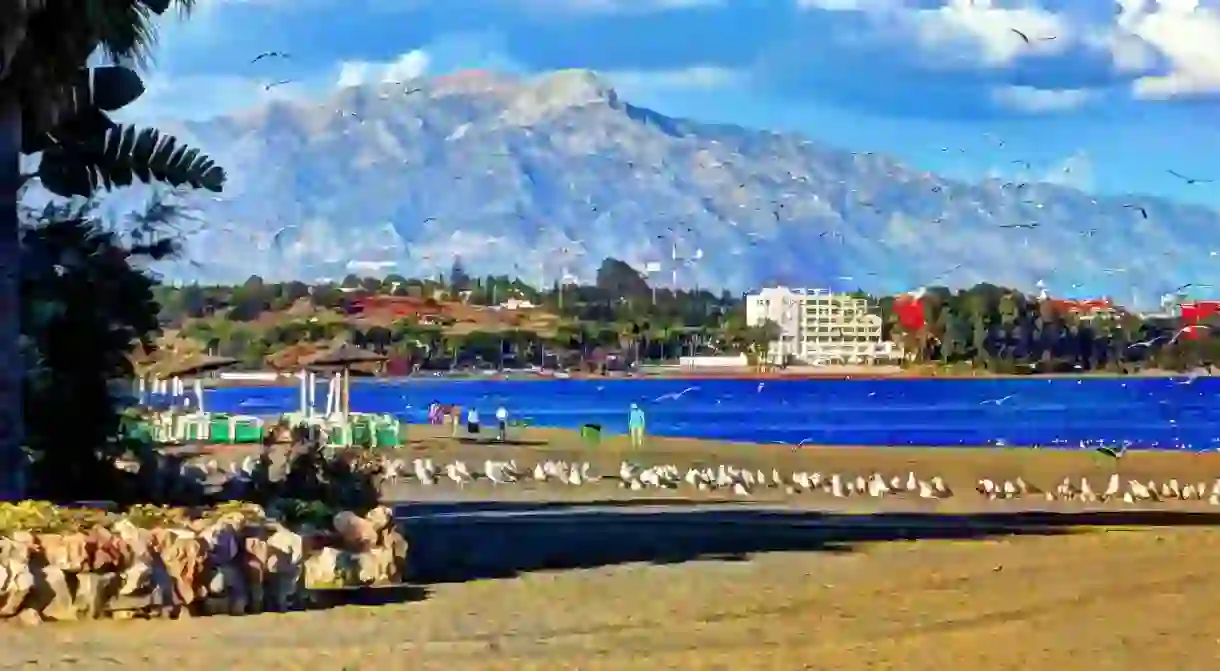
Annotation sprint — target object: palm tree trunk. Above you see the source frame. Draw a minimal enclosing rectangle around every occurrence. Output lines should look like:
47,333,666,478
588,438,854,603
0,97,26,500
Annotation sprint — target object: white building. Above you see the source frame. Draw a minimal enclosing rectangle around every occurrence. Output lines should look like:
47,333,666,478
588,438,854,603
745,287,899,365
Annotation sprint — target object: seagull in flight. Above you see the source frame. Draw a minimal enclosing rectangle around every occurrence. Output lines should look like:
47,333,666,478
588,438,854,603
1171,325,1212,343
655,386,699,402
264,79,294,91
1167,169,1213,185
1123,204,1148,219
251,51,290,63
981,395,1016,406
999,222,1039,229
269,225,299,248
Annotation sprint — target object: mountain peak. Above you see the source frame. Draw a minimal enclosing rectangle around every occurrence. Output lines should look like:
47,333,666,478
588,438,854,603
531,69,617,106
171,68,1220,297
501,69,618,125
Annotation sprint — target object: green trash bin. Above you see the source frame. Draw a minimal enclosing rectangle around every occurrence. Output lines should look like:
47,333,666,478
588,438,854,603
374,424,400,448
327,424,349,447
209,414,234,443
580,423,602,446
351,422,373,447
233,420,263,444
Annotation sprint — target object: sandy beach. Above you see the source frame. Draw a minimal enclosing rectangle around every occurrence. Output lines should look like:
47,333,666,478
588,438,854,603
9,427,1220,669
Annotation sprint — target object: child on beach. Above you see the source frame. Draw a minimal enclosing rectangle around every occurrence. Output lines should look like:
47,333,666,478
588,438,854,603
496,405,509,442
628,403,646,448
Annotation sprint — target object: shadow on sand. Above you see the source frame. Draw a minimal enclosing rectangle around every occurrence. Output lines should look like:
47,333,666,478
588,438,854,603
393,501,1220,584
454,437,549,446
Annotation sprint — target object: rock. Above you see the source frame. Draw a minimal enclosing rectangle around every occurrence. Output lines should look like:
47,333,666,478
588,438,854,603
264,526,304,612
333,511,377,553
304,547,359,588
157,530,206,605
74,572,118,619
201,564,248,616
356,548,397,586
366,506,393,534
0,538,35,618
24,561,76,621
0,503,391,622
303,546,340,588
37,533,91,573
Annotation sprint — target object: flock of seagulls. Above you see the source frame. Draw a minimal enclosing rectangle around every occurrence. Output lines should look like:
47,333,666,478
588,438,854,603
116,450,1220,508
978,474,1220,505
359,456,1220,505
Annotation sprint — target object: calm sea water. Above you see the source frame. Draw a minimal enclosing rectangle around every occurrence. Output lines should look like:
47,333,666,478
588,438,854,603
197,377,1220,450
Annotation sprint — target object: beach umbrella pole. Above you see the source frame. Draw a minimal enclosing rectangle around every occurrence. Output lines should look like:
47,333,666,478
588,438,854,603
194,378,205,414
307,371,317,417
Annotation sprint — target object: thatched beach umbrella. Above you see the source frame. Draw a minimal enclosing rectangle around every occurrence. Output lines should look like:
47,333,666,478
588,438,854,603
306,343,387,417
153,354,240,379
146,354,239,412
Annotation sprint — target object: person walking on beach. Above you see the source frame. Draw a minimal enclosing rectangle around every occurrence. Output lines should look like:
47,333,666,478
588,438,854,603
449,405,462,437
467,407,481,436
496,404,509,442
628,403,646,448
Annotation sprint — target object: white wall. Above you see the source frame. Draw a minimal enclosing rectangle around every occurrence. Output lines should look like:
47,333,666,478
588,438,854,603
679,354,749,369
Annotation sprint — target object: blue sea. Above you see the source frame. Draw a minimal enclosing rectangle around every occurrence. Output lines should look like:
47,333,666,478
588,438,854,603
193,377,1220,451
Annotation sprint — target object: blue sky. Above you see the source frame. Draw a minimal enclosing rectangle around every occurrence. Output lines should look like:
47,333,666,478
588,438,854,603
125,0,1220,207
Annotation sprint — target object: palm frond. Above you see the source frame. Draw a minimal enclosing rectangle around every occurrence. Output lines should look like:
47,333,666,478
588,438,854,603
7,0,195,126
38,123,225,197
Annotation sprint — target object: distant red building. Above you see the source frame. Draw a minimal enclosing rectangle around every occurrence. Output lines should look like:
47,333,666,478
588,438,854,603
893,294,926,331
349,296,443,320
1179,300,1220,340
1046,297,1117,320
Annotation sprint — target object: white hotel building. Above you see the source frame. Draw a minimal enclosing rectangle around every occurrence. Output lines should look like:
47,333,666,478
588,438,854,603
745,287,901,365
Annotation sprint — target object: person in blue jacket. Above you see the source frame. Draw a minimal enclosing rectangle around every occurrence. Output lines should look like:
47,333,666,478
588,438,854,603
628,403,646,448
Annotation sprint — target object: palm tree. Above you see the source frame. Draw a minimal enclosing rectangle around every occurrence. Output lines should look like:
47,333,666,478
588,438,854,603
1,0,225,499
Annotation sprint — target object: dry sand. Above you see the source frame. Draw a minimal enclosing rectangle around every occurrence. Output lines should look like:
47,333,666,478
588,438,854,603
8,427,1220,669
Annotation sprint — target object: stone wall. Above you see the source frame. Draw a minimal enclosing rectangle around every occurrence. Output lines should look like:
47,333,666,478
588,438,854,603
0,501,407,624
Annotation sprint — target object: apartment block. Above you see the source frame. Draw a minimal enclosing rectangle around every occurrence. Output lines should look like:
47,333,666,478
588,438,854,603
745,287,900,365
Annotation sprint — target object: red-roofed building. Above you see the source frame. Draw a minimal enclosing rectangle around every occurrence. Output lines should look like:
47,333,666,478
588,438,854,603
893,294,926,331
349,296,443,321
1046,297,1118,320
1179,300,1220,339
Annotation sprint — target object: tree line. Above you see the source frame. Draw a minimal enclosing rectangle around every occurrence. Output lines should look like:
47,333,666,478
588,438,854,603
155,257,780,370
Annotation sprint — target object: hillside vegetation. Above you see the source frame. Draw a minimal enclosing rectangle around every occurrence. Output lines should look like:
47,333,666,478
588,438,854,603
146,256,1220,376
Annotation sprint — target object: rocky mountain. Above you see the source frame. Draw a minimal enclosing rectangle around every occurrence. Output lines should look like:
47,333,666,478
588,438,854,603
144,68,1219,303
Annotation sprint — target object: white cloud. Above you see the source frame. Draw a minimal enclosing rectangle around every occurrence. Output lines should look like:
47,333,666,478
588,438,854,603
990,85,1096,113
1121,0,1220,97
796,0,1220,103
904,0,1069,67
336,49,431,87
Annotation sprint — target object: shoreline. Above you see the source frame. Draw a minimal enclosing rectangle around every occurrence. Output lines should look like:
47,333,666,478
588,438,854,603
202,368,1205,387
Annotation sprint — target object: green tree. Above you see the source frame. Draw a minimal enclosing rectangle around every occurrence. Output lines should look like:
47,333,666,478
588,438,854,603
1,0,226,498
22,196,182,500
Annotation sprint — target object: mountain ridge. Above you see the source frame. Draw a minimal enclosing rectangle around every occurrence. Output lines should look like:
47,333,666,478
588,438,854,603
139,68,1218,306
